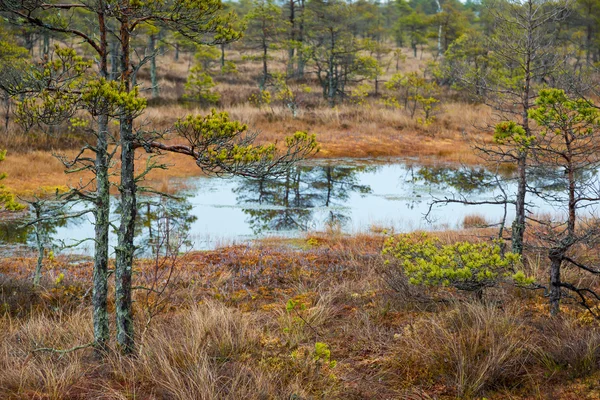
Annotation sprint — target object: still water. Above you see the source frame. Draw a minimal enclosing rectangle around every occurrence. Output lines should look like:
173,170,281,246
0,159,557,255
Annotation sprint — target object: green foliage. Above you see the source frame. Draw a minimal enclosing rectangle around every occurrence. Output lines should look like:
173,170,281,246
302,0,380,105
175,109,318,174
528,88,600,137
443,31,495,92
286,298,306,312
384,72,440,124
15,47,146,130
271,73,310,117
221,60,238,75
314,342,337,369
433,0,472,53
395,11,429,56
0,28,29,89
194,44,220,71
382,233,531,293
244,0,287,45
350,82,371,106
243,0,287,85
0,150,25,212
184,65,220,105
494,121,534,149
248,89,272,109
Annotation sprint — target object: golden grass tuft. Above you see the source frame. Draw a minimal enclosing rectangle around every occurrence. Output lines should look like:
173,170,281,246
391,302,531,398
462,213,489,229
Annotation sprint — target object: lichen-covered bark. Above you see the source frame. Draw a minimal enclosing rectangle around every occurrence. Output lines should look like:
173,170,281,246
93,113,110,352
116,12,136,354
93,3,110,353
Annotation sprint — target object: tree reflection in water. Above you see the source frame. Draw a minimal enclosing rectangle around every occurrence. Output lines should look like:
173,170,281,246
234,164,373,234
134,195,198,257
0,205,77,251
411,165,497,194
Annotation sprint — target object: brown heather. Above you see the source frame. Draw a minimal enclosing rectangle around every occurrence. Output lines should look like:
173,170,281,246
2,229,600,398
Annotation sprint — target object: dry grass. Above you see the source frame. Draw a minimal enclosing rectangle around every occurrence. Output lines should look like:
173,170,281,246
0,146,203,196
391,302,531,398
462,213,489,229
0,46,499,199
3,230,600,398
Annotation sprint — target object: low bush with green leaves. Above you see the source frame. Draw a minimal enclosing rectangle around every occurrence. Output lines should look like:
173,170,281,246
382,233,533,295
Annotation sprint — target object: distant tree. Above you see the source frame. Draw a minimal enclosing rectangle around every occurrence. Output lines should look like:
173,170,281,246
391,0,414,47
432,0,470,54
304,0,379,106
184,44,222,105
397,11,429,58
364,38,390,95
184,65,221,105
443,31,494,97
244,0,287,88
141,24,162,99
0,27,28,133
383,71,441,124
271,72,311,117
280,0,305,76
573,0,600,65
0,150,24,211
194,44,221,71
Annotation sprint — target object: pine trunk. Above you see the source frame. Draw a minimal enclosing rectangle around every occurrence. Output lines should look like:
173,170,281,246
149,34,159,99
549,252,562,315
116,13,136,355
511,153,527,255
93,113,110,352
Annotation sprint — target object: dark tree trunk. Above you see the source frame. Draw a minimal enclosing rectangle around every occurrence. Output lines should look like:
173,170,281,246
512,153,527,254
511,6,534,256
261,39,268,89
287,0,295,76
220,43,225,69
110,38,120,80
549,251,562,316
32,203,44,285
42,29,50,57
149,34,159,99
296,0,305,78
3,93,10,132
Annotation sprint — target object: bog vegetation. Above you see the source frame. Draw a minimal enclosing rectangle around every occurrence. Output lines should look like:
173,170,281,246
2,0,600,398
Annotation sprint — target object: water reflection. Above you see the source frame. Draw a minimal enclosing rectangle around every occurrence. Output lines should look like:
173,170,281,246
0,160,559,254
234,165,373,233
411,165,496,194
135,196,198,255
0,204,78,250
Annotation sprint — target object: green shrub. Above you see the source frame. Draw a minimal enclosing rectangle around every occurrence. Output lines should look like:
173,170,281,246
382,233,532,295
